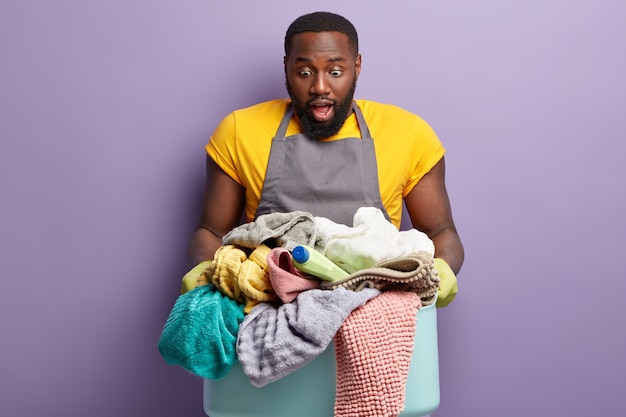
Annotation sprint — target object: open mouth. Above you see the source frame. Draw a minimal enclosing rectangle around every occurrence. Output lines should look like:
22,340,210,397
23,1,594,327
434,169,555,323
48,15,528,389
310,104,334,122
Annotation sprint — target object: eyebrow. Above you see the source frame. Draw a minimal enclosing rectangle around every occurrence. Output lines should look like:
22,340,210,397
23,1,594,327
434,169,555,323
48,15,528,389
294,56,347,64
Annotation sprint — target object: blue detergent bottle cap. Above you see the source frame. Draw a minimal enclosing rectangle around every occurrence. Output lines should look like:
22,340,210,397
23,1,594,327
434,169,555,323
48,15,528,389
292,246,310,263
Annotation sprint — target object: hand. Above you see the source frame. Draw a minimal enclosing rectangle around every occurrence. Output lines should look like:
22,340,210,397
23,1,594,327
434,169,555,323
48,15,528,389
434,258,458,308
180,260,212,294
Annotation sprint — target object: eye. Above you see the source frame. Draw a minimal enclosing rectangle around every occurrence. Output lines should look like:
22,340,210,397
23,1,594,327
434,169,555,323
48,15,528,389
330,70,343,77
298,69,313,77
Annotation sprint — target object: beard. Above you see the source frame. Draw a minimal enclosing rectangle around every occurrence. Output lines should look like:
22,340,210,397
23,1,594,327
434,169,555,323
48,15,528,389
286,78,356,141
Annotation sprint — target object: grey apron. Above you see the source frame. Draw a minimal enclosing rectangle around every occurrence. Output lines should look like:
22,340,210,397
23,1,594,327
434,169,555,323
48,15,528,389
255,103,389,226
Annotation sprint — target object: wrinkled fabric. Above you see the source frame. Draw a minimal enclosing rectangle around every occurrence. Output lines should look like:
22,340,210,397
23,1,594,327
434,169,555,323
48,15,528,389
267,247,321,303
315,207,435,273
236,287,380,387
158,285,245,379
222,211,317,250
321,251,440,306
206,244,277,313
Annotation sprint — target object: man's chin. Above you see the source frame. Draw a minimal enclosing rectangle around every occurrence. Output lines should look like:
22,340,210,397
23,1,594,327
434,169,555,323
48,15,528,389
310,119,332,129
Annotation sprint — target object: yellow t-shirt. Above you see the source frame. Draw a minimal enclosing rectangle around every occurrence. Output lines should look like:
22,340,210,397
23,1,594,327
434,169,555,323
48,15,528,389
206,98,445,228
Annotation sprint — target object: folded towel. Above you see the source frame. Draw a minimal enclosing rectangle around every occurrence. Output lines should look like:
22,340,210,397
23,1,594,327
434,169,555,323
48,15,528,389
236,287,380,387
158,285,245,379
334,291,421,417
222,211,318,250
267,247,321,303
320,251,440,306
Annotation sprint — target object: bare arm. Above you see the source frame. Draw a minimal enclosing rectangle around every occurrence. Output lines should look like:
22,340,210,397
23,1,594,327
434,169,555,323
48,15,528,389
404,157,464,274
187,155,246,266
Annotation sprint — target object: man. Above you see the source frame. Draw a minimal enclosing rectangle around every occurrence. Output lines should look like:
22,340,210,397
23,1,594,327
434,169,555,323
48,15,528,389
187,11,463,306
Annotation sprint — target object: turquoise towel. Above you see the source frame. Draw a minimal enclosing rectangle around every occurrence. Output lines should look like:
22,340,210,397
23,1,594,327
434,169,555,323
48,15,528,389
158,285,245,379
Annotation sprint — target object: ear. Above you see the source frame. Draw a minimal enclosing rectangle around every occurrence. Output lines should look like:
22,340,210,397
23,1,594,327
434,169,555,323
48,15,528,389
355,54,362,80
283,56,287,73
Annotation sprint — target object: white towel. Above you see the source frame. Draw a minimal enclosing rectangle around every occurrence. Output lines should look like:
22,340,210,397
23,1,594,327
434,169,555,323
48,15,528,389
315,207,435,273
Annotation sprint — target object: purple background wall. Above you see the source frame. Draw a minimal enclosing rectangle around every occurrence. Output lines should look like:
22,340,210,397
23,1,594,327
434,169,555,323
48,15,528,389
1,1,625,416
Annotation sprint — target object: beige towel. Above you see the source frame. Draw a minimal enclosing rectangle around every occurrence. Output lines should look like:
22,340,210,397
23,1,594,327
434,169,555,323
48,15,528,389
321,251,440,306
334,291,421,417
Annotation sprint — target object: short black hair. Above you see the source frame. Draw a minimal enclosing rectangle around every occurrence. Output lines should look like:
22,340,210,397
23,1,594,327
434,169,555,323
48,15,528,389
284,11,359,57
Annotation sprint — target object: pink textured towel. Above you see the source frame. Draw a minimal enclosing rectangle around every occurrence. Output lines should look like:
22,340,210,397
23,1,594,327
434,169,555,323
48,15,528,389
267,247,321,303
333,291,421,417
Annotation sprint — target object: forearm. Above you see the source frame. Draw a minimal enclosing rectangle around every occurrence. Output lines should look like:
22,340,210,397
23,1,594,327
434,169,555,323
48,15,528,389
431,227,464,274
187,227,223,267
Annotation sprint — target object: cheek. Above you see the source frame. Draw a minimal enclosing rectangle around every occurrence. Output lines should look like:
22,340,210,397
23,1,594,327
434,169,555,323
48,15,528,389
332,77,354,95
288,78,310,97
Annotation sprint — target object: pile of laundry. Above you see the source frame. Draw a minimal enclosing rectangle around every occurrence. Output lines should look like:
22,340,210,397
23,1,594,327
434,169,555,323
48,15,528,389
159,206,440,417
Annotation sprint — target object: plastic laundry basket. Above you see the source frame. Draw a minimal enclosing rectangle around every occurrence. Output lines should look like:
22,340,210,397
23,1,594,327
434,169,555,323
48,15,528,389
204,296,440,417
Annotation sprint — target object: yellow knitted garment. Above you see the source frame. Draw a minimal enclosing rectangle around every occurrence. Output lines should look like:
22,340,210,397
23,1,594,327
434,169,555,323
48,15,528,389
204,244,277,313
207,245,247,304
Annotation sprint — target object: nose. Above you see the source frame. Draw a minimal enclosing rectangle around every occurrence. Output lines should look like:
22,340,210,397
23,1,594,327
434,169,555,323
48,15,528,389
310,73,331,96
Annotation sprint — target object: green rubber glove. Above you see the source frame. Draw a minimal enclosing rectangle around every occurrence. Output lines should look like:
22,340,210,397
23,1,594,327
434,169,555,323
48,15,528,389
180,260,212,294
434,258,458,308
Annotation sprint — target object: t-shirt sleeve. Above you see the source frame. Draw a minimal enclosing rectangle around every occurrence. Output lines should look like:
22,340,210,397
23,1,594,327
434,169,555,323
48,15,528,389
403,117,446,197
205,112,243,185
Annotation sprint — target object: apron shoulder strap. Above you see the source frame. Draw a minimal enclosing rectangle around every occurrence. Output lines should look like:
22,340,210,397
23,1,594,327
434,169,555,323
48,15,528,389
274,104,294,139
352,103,371,139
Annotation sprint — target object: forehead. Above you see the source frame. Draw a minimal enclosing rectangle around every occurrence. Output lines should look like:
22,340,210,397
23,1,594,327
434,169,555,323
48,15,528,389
287,31,354,59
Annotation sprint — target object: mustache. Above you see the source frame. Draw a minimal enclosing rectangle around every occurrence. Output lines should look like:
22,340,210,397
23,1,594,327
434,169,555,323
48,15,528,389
307,97,336,106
